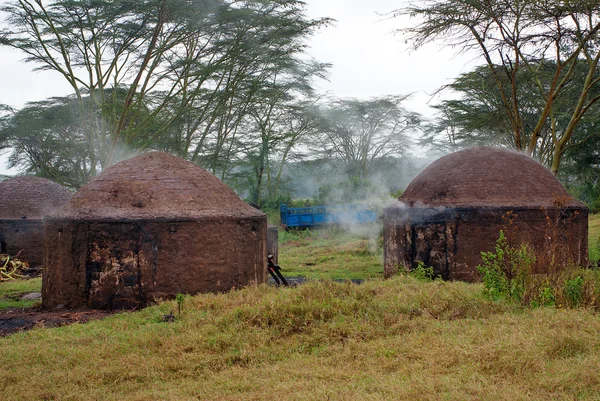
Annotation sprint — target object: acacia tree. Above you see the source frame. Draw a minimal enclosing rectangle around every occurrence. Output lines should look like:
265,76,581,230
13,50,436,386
425,61,600,168
0,0,329,185
183,2,330,180
240,59,327,205
315,95,420,179
1,0,210,173
396,0,600,174
0,98,90,187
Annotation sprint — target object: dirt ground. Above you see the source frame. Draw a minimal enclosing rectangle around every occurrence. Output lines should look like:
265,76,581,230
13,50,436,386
0,307,115,337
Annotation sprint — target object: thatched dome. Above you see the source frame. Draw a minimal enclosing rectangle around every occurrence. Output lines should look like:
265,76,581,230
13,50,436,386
401,147,584,208
0,176,72,219
52,152,262,220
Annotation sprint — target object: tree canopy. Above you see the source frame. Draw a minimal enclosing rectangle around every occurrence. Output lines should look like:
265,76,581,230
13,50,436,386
396,0,600,174
314,96,420,179
0,0,331,190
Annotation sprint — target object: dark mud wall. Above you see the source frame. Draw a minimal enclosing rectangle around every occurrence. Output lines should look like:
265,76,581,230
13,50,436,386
384,206,588,282
0,220,44,267
42,217,267,310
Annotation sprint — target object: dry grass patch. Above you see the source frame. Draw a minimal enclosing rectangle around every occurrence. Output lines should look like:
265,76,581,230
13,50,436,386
3,277,600,400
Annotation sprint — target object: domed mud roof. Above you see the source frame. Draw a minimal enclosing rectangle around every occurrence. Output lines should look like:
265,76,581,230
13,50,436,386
0,176,73,219
51,152,264,220
401,147,585,208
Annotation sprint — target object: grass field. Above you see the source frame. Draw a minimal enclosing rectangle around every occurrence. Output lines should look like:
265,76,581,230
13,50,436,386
1,220,600,399
589,214,600,263
0,277,41,309
2,277,600,400
277,225,383,280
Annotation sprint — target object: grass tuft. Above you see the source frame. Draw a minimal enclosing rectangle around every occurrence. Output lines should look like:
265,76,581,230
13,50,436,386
0,277,42,310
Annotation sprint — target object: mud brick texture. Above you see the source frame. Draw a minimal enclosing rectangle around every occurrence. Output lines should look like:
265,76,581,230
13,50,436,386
43,152,266,310
384,147,589,282
0,177,72,267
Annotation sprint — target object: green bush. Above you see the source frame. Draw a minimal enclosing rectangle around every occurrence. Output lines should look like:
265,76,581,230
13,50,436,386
476,230,535,302
564,276,584,307
313,176,376,205
390,188,404,199
538,286,555,307
410,262,435,282
278,228,316,244
477,230,600,310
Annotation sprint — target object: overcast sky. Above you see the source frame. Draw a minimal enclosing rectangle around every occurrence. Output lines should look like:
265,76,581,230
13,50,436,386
0,0,477,175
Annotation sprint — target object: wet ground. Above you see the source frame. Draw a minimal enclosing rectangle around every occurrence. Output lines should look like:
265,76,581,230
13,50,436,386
0,307,116,337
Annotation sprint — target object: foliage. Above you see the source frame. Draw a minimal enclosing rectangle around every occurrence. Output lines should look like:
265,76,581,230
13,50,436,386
588,214,600,265
241,99,326,205
313,176,377,205
0,0,330,188
313,96,420,179
176,293,185,316
564,276,585,308
563,136,600,212
425,61,600,183
477,227,600,310
408,261,435,282
477,231,535,302
568,181,600,214
278,227,317,245
390,188,403,199
397,0,600,174
0,96,120,187
536,286,555,308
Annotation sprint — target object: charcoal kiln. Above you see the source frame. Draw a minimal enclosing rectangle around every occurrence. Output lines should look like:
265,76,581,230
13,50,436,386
0,177,72,268
42,152,266,310
384,147,588,281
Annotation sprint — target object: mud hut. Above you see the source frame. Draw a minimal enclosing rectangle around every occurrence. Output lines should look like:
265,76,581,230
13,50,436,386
0,177,72,268
42,152,266,310
384,147,588,281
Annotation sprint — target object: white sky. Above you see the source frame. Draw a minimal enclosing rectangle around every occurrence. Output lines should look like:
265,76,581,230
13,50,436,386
0,0,478,175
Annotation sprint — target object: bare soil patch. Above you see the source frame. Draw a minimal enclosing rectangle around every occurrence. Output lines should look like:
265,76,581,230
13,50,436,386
0,307,115,337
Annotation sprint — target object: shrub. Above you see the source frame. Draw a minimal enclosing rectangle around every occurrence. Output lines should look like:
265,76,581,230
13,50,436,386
410,261,435,282
478,229,600,310
278,228,314,244
564,276,584,307
477,230,535,302
398,261,435,282
538,286,555,307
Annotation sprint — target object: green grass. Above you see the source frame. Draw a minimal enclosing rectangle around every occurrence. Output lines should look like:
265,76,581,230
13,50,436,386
0,277,41,309
3,278,600,400
278,225,383,280
2,220,600,399
589,214,600,264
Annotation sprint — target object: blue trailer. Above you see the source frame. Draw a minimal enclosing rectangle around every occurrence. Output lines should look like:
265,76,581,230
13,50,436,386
279,204,378,228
